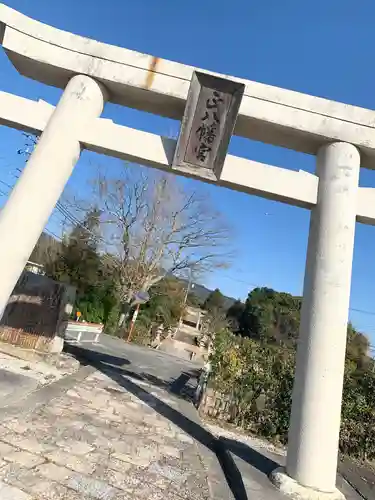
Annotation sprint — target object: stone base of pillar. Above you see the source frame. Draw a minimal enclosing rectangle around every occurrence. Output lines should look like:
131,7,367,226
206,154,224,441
270,468,345,500
48,336,64,354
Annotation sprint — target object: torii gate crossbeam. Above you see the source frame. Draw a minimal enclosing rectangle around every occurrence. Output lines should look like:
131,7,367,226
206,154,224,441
1,5,375,499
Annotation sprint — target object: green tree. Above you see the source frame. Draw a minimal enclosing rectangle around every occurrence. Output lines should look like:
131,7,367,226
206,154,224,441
51,209,102,294
226,299,245,333
139,277,185,329
203,288,225,313
130,277,186,345
240,287,301,345
187,292,202,308
239,288,371,367
38,209,118,324
29,232,62,272
346,322,371,371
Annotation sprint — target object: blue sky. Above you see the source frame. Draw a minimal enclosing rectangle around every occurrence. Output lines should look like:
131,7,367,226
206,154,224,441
2,0,375,339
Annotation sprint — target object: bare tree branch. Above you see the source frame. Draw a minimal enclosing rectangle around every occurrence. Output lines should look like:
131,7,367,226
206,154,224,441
73,163,233,304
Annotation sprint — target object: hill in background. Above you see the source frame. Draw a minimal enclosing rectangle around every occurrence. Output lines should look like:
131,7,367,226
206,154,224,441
179,279,236,310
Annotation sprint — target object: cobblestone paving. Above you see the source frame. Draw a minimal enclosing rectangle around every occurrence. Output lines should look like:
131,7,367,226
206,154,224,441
0,371,211,499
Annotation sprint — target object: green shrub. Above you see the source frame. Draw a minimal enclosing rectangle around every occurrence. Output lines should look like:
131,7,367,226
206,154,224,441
210,329,375,458
340,364,375,459
131,323,152,346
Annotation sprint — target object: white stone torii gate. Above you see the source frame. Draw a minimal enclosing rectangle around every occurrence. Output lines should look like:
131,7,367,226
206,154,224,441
1,4,375,498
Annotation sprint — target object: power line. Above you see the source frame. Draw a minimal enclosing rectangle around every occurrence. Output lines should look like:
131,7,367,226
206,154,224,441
218,273,260,288
350,307,375,317
0,173,92,239
218,273,375,319
0,179,12,192
56,201,82,227
44,228,62,241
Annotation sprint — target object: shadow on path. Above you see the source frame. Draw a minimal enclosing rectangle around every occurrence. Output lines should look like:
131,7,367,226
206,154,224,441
65,343,199,401
219,437,280,476
67,343,285,500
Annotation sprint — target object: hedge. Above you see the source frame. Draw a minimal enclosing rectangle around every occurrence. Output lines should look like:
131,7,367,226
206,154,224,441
209,329,375,460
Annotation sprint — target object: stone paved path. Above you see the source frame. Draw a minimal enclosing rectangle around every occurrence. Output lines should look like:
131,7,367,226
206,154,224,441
0,370,211,499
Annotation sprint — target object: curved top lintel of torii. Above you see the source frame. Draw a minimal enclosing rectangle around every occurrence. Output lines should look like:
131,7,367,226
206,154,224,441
2,4,375,168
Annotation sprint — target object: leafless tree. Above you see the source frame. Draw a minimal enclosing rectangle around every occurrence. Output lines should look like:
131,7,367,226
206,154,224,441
85,163,232,311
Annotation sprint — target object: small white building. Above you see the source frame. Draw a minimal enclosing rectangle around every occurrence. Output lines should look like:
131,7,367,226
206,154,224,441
25,261,45,275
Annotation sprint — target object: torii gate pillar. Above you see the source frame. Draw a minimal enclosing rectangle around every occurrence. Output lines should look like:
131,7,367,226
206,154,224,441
272,142,360,496
0,74,106,317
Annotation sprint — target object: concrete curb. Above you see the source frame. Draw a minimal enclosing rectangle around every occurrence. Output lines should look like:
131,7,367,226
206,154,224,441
177,398,237,500
337,457,373,500
0,341,80,372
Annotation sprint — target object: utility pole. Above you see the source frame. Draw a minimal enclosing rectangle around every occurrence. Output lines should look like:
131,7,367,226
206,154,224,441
126,303,140,342
183,268,193,306
176,268,194,336
125,291,150,342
